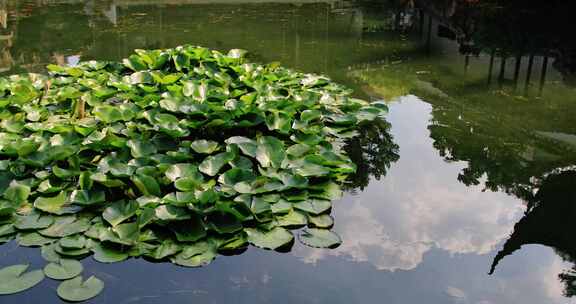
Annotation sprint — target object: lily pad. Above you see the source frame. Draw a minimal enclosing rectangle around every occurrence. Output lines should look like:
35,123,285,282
298,228,341,248
43,259,83,280
307,214,334,228
102,200,138,227
255,136,285,168
33,192,67,214
171,240,217,267
0,264,45,295
91,242,129,263
190,140,220,154
198,152,235,176
57,275,104,302
245,227,293,250
17,232,55,247
15,212,54,230
292,199,332,215
39,216,91,238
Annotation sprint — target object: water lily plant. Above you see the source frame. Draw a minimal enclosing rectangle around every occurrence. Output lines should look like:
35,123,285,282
0,45,389,301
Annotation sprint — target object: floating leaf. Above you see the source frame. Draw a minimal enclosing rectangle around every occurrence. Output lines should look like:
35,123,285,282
0,264,45,295
57,275,104,302
43,259,83,280
245,227,293,250
69,190,106,206
165,164,202,182
14,212,54,230
307,214,334,228
33,192,67,214
102,200,138,227
39,216,91,238
91,242,129,263
131,174,161,197
132,174,162,196
225,136,257,157
151,240,181,260
17,232,54,247
3,181,30,204
293,199,331,215
198,152,235,176
190,140,220,154
155,205,191,221
276,210,307,227
298,228,341,248
255,136,285,168
171,240,217,267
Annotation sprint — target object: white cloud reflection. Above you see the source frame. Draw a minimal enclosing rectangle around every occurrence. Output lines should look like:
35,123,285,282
293,96,525,271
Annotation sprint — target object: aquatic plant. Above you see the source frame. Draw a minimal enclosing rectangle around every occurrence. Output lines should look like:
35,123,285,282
0,45,388,301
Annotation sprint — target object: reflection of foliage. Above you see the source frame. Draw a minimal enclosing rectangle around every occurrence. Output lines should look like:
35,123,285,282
560,269,576,298
489,170,576,297
343,117,399,191
416,0,576,81
350,57,576,201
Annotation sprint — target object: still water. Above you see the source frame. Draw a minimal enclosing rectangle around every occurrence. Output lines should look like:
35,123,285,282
1,0,576,303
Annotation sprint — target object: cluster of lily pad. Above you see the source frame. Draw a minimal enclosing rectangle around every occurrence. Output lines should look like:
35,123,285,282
0,45,388,301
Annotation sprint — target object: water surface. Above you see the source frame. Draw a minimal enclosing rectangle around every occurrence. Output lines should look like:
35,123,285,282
1,1,576,303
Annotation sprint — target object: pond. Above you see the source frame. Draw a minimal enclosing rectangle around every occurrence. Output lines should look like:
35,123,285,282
1,0,576,303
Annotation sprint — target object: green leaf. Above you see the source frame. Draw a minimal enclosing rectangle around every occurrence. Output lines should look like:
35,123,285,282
300,110,322,122
293,199,331,215
190,140,220,154
171,240,217,267
225,136,257,157
127,139,157,158
170,217,207,242
39,216,91,238
155,205,191,221
69,190,106,206
55,243,90,257
59,235,87,249
206,211,242,234
33,192,67,214
165,164,202,182
17,232,55,247
218,168,255,186
132,174,161,197
57,275,104,302
276,210,307,227
91,242,129,263
41,243,61,263
245,227,293,250
198,152,235,176
265,112,292,134
130,71,154,84
271,199,292,214
123,54,148,71
0,264,45,295
15,211,54,229
286,144,311,157
93,105,124,123
102,200,138,227
3,181,30,204
151,240,181,260
307,214,334,228
256,136,285,168
294,163,331,177
43,259,83,280
298,228,341,248
0,224,15,237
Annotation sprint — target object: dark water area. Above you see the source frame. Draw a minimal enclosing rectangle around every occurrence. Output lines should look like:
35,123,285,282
0,0,576,303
